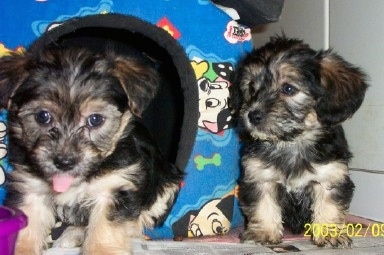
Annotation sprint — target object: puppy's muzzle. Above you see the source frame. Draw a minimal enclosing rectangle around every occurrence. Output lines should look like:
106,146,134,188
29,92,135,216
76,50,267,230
248,110,264,126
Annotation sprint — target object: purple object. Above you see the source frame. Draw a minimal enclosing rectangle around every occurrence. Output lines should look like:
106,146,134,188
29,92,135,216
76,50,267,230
0,206,28,255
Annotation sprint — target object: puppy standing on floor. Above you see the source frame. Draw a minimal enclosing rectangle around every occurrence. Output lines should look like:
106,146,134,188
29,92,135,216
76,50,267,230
231,36,368,247
0,45,183,255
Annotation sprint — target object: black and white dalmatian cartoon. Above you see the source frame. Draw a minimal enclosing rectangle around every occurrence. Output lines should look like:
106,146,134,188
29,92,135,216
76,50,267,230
197,62,234,134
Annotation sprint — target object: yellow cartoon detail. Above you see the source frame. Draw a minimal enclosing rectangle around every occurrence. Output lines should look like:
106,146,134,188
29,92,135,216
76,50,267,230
191,60,209,80
0,43,24,57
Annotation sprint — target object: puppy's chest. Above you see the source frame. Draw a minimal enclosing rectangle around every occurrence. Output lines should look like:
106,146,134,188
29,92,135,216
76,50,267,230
52,168,138,224
54,182,93,225
243,142,319,190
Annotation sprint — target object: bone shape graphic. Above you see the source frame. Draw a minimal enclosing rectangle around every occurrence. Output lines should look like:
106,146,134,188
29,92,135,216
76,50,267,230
194,153,221,171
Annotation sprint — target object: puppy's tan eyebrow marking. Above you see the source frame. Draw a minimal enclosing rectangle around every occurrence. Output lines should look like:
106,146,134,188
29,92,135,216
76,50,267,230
274,64,304,90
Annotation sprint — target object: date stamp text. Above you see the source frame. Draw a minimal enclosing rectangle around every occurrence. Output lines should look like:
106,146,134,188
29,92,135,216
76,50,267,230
304,223,384,238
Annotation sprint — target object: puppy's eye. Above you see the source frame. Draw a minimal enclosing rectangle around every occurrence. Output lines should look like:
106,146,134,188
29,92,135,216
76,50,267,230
35,111,52,125
87,114,105,128
281,83,298,96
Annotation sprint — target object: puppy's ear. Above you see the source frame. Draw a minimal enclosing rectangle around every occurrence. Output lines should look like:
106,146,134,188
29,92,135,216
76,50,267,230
111,57,159,116
315,50,368,125
0,52,30,109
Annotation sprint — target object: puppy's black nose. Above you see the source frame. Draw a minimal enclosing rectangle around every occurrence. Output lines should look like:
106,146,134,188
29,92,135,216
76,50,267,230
54,155,77,171
248,110,264,125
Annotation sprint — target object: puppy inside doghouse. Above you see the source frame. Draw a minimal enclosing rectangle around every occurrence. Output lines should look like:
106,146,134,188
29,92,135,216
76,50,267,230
230,35,368,247
0,42,183,255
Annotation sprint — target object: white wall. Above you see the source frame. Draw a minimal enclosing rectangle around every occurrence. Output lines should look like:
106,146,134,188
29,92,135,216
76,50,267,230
252,0,328,49
252,0,384,221
330,0,384,222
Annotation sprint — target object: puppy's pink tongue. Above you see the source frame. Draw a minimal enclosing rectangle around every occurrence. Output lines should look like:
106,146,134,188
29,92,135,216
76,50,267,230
52,174,75,193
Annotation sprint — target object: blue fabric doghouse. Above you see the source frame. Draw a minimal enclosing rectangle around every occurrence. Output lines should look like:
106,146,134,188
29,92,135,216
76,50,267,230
0,0,283,239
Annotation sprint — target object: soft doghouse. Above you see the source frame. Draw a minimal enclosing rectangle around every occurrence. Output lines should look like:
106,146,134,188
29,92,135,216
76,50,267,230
0,0,283,239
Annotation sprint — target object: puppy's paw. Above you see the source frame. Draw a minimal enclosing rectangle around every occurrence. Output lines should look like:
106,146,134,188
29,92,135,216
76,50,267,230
14,246,41,255
309,223,353,248
240,228,283,245
53,226,84,248
312,233,352,248
14,230,45,255
83,246,132,255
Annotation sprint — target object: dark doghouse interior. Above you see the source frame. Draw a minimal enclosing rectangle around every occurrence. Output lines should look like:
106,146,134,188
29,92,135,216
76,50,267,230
43,26,184,165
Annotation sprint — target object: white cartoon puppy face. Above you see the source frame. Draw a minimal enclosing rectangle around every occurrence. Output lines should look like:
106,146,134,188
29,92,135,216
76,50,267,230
0,121,7,159
188,198,231,237
0,166,4,186
0,121,7,185
198,77,231,133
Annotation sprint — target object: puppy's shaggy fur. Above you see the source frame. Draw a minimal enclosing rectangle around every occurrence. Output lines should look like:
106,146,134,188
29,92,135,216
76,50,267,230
231,36,368,247
0,45,183,255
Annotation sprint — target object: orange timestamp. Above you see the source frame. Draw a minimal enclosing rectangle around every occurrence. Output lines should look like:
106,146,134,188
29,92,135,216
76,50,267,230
304,223,384,238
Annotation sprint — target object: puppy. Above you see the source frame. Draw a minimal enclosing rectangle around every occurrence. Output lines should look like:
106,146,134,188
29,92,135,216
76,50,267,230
230,36,368,247
0,45,183,255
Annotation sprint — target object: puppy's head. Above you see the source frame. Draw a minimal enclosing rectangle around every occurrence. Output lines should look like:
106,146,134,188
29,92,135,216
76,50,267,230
231,36,368,141
0,46,159,183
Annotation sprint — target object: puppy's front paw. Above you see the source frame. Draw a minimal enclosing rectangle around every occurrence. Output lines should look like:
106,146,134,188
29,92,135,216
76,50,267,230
14,230,45,255
312,231,352,248
309,223,352,248
14,246,40,255
53,226,84,248
240,228,283,245
83,245,132,255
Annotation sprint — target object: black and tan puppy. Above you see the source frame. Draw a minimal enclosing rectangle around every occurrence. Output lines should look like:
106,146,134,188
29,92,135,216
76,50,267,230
0,45,183,255
231,36,368,247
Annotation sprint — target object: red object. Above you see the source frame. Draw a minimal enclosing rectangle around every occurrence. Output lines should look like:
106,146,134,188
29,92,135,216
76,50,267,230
157,17,181,39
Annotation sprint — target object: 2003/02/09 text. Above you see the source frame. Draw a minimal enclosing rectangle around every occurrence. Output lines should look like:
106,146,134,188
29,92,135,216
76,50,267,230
304,223,384,238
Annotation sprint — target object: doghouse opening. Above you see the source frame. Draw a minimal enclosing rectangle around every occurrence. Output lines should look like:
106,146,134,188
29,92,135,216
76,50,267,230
30,14,198,170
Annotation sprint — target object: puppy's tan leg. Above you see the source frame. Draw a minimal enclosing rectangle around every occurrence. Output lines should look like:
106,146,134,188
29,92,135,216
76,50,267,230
82,197,139,255
241,181,284,244
311,184,352,247
14,193,55,255
310,163,354,247
240,159,284,244
53,226,85,248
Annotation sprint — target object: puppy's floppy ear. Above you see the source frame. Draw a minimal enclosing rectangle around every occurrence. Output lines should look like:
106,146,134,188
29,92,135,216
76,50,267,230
315,50,368,125
0,52,31,109
110,56,160,117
